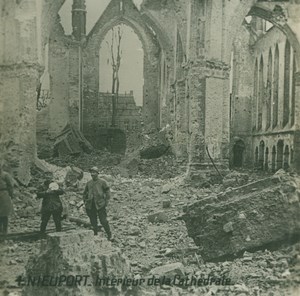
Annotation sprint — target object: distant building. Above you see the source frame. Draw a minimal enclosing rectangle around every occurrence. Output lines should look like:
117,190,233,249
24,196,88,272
97,91,141,132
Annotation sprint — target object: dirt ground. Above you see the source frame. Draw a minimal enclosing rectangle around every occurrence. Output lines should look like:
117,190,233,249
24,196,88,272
0,153,299,296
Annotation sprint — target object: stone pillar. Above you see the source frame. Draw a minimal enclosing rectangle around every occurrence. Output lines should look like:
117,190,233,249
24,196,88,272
174,79,188,160
204,64,231,170
143,56,160,130
221,74,231,168
69,43,81,129
292,72,300,172
48,24,70,135
72,0,86,41
186,62,207,177
0,0,42,184
0,64,40,184
185,0,208,178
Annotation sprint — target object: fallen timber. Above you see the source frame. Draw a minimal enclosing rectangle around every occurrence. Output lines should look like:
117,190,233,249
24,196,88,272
0,217,103,241
182,175,300,261
0,227,76,241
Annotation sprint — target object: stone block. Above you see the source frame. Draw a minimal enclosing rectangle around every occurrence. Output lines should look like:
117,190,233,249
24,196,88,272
23,230,131,296
162,200,171,208
161,184,172,194
148,212,168,223
150,263,185,278
183,176,300,261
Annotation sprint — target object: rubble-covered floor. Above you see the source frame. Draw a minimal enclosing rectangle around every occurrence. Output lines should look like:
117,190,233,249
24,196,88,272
0,154,300,296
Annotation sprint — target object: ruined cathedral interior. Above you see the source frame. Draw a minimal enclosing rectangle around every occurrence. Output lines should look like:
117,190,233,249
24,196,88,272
1,0,300,295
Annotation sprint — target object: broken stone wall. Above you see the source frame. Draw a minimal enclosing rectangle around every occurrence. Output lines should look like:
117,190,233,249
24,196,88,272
221,0,300,172
48,21,71,135
183,174,300,261
0,0,41,184
231,17,300,171
0,0,67,183
97,91,141,131
83,0,162,141
230,25,255,168
23,230,131,296
252,27,296,171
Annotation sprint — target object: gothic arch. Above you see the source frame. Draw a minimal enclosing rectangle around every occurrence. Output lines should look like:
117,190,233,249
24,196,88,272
82,0,169,131
224,1,300,71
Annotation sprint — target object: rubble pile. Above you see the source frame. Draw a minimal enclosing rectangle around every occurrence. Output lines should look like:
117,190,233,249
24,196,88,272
45,151,123,172
53,124,93,157
138,126,173,160
183,173,300,261
1,164,300,295
23,230,131,296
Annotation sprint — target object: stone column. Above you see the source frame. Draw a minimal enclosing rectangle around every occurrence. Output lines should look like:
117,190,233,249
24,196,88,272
186,62,207,177
0,64,40,185
221,74,231,168
174,79,188,160
0,0,42,184
185,0,208,178
143,56,160,130
292,72,300,172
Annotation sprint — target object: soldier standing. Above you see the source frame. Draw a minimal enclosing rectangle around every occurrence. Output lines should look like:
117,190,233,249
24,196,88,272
83,166,112,240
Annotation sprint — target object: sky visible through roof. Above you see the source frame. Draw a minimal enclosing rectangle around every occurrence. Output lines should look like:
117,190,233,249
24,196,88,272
59,0,144,106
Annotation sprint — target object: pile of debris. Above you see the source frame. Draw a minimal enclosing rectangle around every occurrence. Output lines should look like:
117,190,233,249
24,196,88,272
182,171,300,261
138,125,173,160
53,124,93,157
23,230,132,296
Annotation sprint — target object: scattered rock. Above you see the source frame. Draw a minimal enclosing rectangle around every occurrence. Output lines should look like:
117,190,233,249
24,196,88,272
150,262,185,278
148,212,169,223
128,226,141,236
161,184,172,194
162,200,171,208
223,222,234,233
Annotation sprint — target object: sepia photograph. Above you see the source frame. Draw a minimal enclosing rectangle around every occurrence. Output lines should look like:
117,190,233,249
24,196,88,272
0,0,300,295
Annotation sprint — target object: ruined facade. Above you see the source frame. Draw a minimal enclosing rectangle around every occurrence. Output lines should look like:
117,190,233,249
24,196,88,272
231,3,300,172
1,0,300,183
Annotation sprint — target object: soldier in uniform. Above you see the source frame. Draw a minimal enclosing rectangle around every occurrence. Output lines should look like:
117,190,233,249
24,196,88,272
83,166,112,240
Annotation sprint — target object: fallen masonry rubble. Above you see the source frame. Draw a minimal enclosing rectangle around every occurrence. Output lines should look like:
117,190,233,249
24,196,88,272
182,173,300,261
22,230,132,296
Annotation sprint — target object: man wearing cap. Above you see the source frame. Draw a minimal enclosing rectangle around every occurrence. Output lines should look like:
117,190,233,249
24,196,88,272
83,166,112,240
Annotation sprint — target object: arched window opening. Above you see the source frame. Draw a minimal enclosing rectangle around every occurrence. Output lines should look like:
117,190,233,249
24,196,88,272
291,148,294,164
258,56,264,130
253,59,258,131
37,43,50,111
176,30,184,80
283,40,291,127
255,146,259,168
273,45,279,128
99,24,144,132
272,146,276,172
291,53,296,126
283,145,290,170
233,140,245,167
276,140,284,170
258,140,265,170
266,49,272,130
265,147,269,171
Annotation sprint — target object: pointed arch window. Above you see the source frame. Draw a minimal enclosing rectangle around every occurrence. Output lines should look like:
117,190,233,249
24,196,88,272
266,49,272,129
273,44,279,128
291,51,296,126
283,40,291,127
258,55,264,130
253,59,258,131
